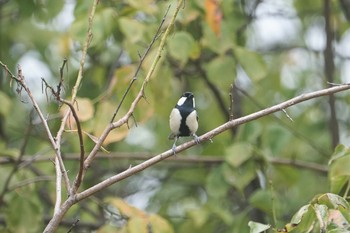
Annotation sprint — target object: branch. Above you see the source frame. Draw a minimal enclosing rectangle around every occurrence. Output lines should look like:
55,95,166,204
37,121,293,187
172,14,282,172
43,2,184,232
41,79,85,194
76,84,350,202
83,1,184,170
71,1,97,100
0,115,33,206
323,0,339,148
268,157,327,173
110,5,170,123
49,0,98,217
0,152,328,173
60,100,85,193
234,85,330,157
0,61,71,193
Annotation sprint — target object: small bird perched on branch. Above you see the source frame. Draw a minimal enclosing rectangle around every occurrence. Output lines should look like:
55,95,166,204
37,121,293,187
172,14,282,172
169,92,200,154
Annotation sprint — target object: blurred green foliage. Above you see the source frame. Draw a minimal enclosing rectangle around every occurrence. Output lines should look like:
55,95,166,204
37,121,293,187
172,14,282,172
1,0,350,232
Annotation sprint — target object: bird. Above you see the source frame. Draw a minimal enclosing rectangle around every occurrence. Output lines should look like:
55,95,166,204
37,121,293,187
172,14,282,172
169,92,200,154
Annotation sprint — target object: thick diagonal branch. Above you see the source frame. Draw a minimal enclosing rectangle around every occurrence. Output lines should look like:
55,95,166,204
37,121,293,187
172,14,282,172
76,83,350,202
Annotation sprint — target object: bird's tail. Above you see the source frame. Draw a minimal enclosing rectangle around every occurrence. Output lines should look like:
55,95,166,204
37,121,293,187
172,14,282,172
168,133,176,140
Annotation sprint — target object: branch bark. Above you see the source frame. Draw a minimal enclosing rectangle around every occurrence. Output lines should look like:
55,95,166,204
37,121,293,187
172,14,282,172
76,84,350,202
43,1,185,232
324,0,339,149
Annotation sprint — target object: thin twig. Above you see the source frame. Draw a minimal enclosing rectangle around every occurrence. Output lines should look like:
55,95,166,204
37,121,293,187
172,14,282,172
0,61,71,193
41,79,85,194
51,0,99,212
0,152,328,173
229,84,234,120
66,219,80,233
110,5,170,123
84,2,183,170
43,3,185,231
61,100,85,193
281,108,294,122
8,176,55,191
0,114,33,205
234,85,329,157
71,2,97,100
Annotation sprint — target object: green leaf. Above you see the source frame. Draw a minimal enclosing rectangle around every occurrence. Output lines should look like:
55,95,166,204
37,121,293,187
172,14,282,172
290,204,311,224
149,214,174,233
225,142,253,168
328,145,350,193
0,91,11,117
329,144,350,165
5,193,43,233
233,46,267,81
128,0,158,14
188,208,209,228
316,193,350,210
128,217,148,233
167,31,196,66
237,121,263,143
248,221,271,233
119,17,145,43
290,204,316,232
263,124,291,155
249,190,273,215
206,166,229,198
201,21,234,54
92,8,118,46
205,55,236,90
222,162,256,193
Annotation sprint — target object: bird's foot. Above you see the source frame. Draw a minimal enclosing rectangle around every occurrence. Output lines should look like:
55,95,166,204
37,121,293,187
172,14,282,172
193,134,200,144
171,143,177,156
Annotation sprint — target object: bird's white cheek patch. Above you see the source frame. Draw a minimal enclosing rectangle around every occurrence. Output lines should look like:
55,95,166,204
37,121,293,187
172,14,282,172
169,108,182,134
186,111,198,134
177,97,187,106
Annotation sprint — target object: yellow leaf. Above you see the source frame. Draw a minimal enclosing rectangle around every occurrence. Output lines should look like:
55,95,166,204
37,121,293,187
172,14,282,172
60,97,94,127
205,0,222,37
107,198,147,218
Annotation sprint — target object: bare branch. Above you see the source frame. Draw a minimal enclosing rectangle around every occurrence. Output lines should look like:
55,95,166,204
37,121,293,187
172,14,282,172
0,115,33,206
71,2,97,100
41,79,85,194
110,5,171,123
0,152,328,173
323,0,339,148
76,84,350,202
49,0,99,218
234,85,330,157
268,157,327,173
44,3,185,231
60,100,85,193
0,61,71,193
84,2,183,170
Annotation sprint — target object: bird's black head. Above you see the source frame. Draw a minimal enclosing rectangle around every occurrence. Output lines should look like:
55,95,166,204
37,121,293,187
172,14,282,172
176,92,195,109
182,92,194,98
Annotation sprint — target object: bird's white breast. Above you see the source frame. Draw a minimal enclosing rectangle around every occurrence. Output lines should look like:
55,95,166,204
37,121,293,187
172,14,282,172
186,110,198,134
169,108,182,134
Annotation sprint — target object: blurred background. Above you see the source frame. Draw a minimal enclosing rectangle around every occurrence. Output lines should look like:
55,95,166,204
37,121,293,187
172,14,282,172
1,0,350,232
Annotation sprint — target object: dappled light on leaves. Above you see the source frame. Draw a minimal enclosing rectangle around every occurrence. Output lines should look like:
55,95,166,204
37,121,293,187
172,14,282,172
1,0,350,232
